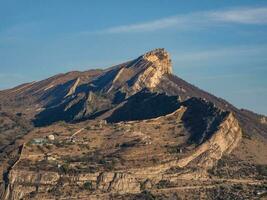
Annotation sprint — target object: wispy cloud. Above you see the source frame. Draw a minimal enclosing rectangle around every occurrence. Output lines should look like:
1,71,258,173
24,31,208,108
99,16,189,34
172,45,267,65
91,7,267,34
210,7,267,24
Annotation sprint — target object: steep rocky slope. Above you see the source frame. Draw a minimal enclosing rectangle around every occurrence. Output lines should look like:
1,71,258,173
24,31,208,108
0,48,266,199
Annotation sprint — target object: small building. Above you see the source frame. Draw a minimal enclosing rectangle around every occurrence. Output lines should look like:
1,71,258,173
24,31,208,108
46,153,57,161
31,138,47,145
47,134,55,141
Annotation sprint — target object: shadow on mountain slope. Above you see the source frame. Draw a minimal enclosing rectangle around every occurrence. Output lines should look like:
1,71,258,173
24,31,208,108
33,97,87,127
106,90,181,123
181,98,229,144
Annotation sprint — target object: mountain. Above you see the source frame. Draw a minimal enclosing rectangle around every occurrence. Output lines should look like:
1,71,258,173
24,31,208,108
0,48,267,199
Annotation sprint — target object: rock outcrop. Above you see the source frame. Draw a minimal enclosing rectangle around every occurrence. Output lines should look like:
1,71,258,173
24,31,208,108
131,48,172,92
97,172,140,193
65,77,80,97
261,117,267,124
175,112,242,170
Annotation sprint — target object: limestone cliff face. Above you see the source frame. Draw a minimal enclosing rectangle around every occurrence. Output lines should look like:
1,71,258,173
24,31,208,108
175,112,242,170
106,48,172,95
5,170,141,199
5,170,60,200
97,172,140,193
131,48,172,92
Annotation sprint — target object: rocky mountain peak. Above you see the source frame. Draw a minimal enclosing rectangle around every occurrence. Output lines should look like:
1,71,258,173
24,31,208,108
128,48,172,92
141,48,172,74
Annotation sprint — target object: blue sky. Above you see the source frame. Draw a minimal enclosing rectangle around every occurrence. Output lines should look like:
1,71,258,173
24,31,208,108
0,0,267,115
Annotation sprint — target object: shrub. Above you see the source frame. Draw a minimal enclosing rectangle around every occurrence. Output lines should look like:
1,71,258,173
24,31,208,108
60,163,70,174
99,158,116,171
136,190,155,200
154,125,161,129
156,180,172,189
166,166,183,174
256,165,267,176
166,145,183,154
120,139,140,148
83,181,93,190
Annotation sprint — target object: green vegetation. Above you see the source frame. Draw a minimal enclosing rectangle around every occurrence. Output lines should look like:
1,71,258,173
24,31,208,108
53,140,72,148
120,139,141,148
60,163,70,174
136,190,156,200
99,158,116,171
156,180,173,189
83,181,93,190
256,165,267,176
165,144,183,154
166,166,183,174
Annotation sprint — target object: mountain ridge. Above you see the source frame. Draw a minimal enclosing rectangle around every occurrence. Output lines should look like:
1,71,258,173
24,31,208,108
0,48,267,199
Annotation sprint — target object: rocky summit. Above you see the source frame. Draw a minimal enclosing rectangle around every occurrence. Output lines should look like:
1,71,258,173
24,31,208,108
0,49,267,199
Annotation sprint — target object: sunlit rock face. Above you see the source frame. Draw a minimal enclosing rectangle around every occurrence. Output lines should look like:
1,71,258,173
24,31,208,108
132,48,172,91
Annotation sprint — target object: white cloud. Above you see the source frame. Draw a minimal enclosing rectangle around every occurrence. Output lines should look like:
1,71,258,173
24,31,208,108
102,16,188,33
172,45,267,64
210,7,267,24
94,7,267,34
